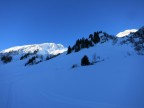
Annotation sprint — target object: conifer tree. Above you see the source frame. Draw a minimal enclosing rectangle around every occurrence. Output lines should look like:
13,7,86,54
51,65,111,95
85,39,89,48
81,55,90,66
75,45,80,52
67,46,72,54
75,39,80,52
81,38,85,49
93,32,100,44
89,34,93,40
1,55,12,63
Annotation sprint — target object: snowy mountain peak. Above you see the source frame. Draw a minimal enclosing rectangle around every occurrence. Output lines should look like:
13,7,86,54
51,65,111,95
116,29,138,37
0,43,67,55
0,43,67,65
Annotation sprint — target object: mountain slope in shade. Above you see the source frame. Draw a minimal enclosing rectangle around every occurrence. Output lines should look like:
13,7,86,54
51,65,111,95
116,29,138,37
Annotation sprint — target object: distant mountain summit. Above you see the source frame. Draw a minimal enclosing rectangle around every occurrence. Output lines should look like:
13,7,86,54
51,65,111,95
0,43,67,55
116,29,137,37
0,43,67,65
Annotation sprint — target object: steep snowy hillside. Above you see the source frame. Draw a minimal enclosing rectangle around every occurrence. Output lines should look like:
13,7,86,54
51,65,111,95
116,29,137,37
0,39,144,108
0,43,67,65
0,26,144,108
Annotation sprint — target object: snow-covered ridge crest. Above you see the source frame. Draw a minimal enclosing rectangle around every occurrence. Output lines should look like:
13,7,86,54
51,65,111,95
0,43,67,55
116,29,138,37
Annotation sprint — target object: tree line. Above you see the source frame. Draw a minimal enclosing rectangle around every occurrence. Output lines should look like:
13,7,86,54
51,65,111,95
67,31,102,54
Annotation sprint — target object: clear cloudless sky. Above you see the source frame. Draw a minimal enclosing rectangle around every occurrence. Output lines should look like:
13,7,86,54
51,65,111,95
0,0,144,50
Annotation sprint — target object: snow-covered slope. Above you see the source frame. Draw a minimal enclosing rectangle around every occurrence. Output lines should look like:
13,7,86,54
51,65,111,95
0,43,67,65
116,29,137,37
0,40,144,108
0,43,67,55
0,27,144,108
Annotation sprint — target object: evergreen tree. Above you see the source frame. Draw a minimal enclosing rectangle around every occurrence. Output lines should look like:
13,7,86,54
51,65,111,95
75,39,80,52
81,55,90,66
25,56,36,66
1,55,12,63
99,31,102,33
81,38,85,49
75,45,80,52
76,39,80,46
67,46,72,54
89,34,93,40
20,53,30,60
93,32,100,44
85,39,89,48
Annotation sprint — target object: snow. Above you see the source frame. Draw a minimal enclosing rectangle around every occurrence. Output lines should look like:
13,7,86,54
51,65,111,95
116,29,138,37
0,43,67,64
0,43,67,55
0,39,144,108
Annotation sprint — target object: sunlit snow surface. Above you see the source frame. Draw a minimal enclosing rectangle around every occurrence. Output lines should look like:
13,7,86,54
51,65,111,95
0,39,144,108
116,29,137,37
0,43,67,55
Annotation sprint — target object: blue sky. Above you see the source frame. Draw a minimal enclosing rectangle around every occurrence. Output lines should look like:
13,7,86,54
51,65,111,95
0,0,144,50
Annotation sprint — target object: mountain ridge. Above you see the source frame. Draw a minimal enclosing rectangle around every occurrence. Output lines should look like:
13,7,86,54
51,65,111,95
0,43,67,54
0,43,67,65
0,26,144,66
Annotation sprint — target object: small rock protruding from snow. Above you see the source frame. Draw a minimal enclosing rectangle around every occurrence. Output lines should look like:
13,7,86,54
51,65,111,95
116,29,138,37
